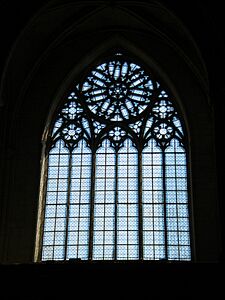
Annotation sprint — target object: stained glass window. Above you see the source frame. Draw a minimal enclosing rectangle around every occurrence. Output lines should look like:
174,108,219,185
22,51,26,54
39,52,192,261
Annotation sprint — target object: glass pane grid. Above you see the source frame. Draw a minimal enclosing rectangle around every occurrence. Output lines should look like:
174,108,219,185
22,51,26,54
165,140,191,260
42,136,191,262
116,140,139,260
93,140,115,260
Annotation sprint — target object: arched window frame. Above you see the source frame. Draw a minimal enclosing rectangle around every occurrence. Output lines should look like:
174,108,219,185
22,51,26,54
35,49,193,262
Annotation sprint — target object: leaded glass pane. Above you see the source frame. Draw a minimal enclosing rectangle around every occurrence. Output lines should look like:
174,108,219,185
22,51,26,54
142,139,165,260
117,139,139,260
165,139,191,260
42,140,69,261
93,140,115,260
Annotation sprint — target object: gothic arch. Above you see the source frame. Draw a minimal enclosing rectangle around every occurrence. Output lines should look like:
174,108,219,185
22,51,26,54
42,36,191,142
0,0,221,263
35,48,193,261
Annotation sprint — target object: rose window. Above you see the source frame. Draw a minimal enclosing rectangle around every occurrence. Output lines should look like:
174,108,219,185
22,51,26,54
82,59,154,122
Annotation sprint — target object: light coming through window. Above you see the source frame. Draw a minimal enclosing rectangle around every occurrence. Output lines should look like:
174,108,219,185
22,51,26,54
37,52,192,261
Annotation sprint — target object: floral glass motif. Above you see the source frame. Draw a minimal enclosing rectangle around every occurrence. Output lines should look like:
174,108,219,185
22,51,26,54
40,52,191,261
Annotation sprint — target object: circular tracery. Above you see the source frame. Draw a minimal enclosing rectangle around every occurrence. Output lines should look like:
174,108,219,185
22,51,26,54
153,122,174,141
82,58,154,122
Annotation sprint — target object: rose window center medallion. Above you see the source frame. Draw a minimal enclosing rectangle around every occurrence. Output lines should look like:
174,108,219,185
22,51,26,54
108,83,128,100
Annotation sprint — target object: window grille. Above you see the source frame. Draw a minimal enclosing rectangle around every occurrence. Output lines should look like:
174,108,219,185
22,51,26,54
39,52,192,261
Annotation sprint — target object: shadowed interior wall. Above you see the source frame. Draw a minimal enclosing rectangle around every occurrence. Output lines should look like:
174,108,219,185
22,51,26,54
0,0,223,263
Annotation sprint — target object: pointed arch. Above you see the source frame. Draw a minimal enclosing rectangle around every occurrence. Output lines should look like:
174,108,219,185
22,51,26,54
36,50,192,261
